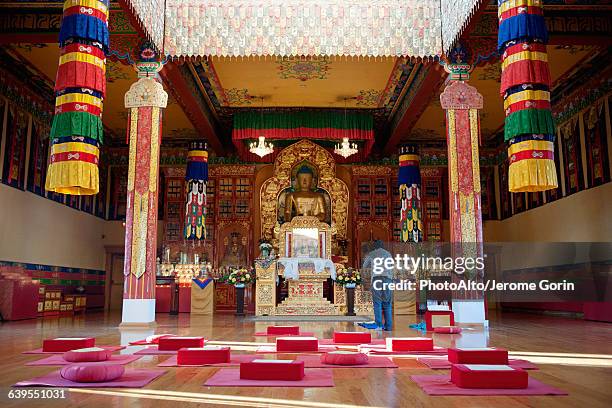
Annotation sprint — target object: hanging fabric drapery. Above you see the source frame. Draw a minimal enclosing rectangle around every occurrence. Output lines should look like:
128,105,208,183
498,0,558,192
184,141,208,240
398,144,422,243
46,0,109,195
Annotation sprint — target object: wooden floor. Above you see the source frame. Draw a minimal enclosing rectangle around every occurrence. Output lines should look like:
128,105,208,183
1,311,611,408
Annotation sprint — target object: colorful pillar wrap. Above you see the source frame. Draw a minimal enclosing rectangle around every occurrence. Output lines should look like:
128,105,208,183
46,0,109,195
498,0,558,192
184,141,209,240
398,144,422,243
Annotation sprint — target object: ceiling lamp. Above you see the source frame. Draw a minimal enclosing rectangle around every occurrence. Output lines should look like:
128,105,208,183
249,135,274,158
249,96,274,157
334,137,358,158
334,97,358,158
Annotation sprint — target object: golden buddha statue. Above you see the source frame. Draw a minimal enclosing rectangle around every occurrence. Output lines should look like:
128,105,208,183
284,165,327,223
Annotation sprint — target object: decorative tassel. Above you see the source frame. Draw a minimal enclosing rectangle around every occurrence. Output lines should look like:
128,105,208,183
499,0,558,192
46,0,108,196
184,141,208,240
398,144,422,243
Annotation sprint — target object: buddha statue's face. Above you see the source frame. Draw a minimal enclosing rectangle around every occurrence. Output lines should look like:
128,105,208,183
296,172,312,191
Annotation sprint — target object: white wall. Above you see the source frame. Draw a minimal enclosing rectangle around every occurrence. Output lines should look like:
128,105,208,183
0,183,107,270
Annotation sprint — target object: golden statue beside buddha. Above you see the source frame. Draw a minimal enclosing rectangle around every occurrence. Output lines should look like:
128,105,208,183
283,165,328,223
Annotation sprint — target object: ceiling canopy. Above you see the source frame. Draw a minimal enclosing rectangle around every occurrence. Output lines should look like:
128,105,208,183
124,0,483,58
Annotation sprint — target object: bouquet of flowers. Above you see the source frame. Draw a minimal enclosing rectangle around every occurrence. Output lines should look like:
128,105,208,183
227,267,254,286
335,266,362,287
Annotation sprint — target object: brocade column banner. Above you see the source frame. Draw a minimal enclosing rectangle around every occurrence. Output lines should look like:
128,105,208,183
184,141,208,240
440,80,486,325
398,144,422,243
121,47,168,326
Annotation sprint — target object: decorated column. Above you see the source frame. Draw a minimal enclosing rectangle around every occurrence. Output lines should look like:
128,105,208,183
498,0,558,192
46,0,109,195
440,78,485,324
184,141,208,241
398,144,422,243
121,48,168,326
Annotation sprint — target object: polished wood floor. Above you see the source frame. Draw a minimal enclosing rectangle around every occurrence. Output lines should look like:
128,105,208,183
1,311,611,408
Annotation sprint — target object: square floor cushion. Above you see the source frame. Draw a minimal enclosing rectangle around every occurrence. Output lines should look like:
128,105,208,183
42,337,95,352
332,331,372,344
276,337,318,352
158,336,205,351
387,337,433,352
425,311,454,331
177,346,230,365
448,347,508,364
451,364,528,389
267,326,301,335
240,359,305,380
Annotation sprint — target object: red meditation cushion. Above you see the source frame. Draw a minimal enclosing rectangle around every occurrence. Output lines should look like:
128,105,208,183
63,347,113,362
388,337,433,351
448,347,509,364
42,337,95,352
276,337,318,352
451,364,528,389
425,310,455,331
433,326,462,334
60,364,125,383
158,336,205,351
321,351,369,365
240,359,304,380
267,326,300,335
177,346,231,365
332,331,372,344
145,334,175,344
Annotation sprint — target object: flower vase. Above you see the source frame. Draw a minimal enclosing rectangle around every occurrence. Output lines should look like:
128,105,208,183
235,284,245,316
345,284,356,316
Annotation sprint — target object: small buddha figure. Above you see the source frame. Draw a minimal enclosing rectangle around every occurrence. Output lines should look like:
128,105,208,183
284,165,327,223
220,232,247,268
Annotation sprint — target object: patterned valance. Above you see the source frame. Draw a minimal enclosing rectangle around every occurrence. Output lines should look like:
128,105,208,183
164,0,442,58
441,0,483,53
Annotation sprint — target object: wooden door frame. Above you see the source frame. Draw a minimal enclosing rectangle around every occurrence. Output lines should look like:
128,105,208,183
104,245,124,311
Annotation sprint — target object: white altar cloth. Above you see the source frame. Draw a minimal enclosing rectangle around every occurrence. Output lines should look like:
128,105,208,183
277,257,336,280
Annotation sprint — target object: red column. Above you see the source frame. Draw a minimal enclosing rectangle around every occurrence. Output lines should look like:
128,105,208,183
121,73,168,325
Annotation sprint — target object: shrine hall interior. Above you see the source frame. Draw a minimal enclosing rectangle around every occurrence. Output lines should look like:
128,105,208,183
0,0,611,407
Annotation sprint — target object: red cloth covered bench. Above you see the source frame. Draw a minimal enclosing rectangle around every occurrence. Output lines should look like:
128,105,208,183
158,336,205,351
388,337,433,351
276,337,318,352
451,364,528,388
240,359,305,380
42,337,95,352
425,310,454,331
177,346,230,365
267,325,300,335
448,347,509,364
332,331,372,344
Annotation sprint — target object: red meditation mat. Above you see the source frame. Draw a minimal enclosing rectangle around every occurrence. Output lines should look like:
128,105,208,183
26,354,142,366
360,345,447,355
256,345,337,354
23,346,125,355
254,332,315,337
319,338,386,346
295,354,398,368
158,354,257,367
133,347,178,355
129,334,176,346
418,356,538,370
411,375,567,395
14,369,166,388
204,368,334,387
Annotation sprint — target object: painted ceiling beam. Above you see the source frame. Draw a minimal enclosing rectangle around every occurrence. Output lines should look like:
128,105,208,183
159,62,225,155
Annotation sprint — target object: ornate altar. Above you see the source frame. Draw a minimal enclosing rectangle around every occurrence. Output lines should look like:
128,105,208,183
256,140,350,316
